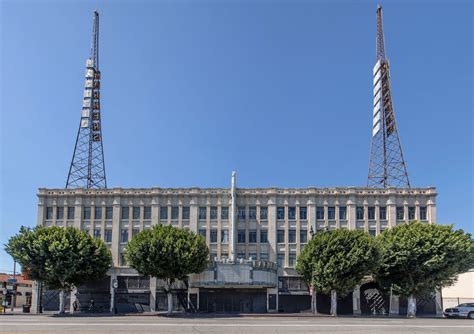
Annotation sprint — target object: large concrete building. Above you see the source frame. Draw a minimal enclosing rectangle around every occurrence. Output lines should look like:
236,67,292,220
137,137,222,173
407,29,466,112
32,172,439,314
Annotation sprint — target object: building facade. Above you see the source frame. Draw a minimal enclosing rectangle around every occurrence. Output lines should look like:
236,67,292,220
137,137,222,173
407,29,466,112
32,173,438,314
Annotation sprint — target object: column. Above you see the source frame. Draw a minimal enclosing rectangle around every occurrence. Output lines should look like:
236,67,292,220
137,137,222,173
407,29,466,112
389,293,400,316
149,277,157,312
31,281,41,314
353,285,361,316
387,197,396,228
111,197,121,266
267,197,277,262
435,290,443,316
347,196,356,230
230,171,237,260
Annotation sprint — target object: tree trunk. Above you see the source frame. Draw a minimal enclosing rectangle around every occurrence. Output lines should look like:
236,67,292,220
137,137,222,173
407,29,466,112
59,290,65,314
330,290,337,316
311,289,318,314
167,292,173,315
407,295,416,317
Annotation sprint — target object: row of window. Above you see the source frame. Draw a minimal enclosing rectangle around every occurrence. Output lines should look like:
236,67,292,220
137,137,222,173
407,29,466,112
46,205,428,222
277,253,297,267
277,230,308,243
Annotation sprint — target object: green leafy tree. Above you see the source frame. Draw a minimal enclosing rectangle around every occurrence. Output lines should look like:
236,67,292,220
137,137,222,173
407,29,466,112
296,229,379,316
5,226,112,313
125,224,209,314
376,221,474,317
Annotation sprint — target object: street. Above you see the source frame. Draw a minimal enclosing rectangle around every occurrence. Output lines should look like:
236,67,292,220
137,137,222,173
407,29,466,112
0,314,472,334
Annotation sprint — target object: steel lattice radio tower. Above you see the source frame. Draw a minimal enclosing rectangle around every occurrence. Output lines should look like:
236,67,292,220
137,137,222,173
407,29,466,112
66,11,107,189
367,5,410,188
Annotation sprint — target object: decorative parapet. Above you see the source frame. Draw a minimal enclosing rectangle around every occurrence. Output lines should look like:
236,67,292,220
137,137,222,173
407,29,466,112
37,187,437,198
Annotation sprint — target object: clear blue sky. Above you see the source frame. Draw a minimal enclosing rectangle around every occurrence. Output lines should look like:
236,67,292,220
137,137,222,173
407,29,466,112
0,0,472,273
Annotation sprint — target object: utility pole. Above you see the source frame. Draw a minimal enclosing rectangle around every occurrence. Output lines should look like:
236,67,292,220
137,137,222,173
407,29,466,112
11,261,16,311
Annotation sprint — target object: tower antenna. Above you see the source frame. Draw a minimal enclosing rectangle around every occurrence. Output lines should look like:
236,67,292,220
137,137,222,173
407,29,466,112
368,5,410,188
66,11,107,189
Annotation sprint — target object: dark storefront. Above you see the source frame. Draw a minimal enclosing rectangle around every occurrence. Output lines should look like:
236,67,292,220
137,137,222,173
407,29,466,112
116,276,150,313
199,288,267,313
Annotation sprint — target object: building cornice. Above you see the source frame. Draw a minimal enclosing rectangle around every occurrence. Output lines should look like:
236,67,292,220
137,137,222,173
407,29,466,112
37,186,437,198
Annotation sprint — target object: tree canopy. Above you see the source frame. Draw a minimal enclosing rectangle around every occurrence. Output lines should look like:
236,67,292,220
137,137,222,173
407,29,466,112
296,229,379,297
376,221,474,298
5,226,112,291
125,224,209,282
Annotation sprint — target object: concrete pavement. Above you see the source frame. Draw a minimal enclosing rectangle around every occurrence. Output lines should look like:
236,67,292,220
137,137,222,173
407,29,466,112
0,314,473,334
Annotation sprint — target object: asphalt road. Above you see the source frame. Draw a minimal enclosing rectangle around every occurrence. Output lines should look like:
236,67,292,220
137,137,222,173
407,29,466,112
0,314,472,334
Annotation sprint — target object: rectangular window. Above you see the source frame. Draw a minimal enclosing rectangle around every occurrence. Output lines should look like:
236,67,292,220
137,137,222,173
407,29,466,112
67,207,75,220
260,207,268,220
83,207,91,220
132,229,140,237
94,207,102,220
238,207,246,220
248,230,257,243
221,229,229,243
260,253,269,261
356,207,364,220
210,230,218,243
56,207,64,220
120,254,127,266
288,207,296,220
237,252,245,259
408,207,415,220
316,207,324,220
379,207,387,220
288,230,296,243
396,207,404,220
300,230,308,243
339,206,347,220
106,206,113,220
249,253,257,260
105,229,112,243
277,230,285,243
121,229,129,243
368,207,375,220
300,207,307,220
93,229,101,239
171,206,179,220
132,207,140,220
289,253,296,267
238,230,246,243
182,207,190,220
143,206,151,220
45,207,53,220
260,230,268,243
420,206,427,220
277,207,285,220
199,207,207,220
369,229,376,237
277,253,285,267
221,207,229,220
198,229,206,239
249,207,257,220
160,207,168,220
121,207,129,220
328,207,335,220
210,207,218,220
